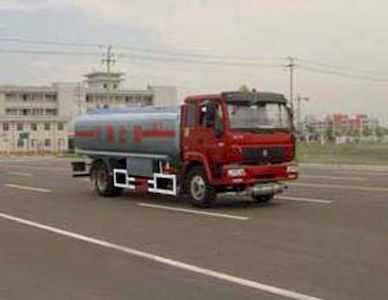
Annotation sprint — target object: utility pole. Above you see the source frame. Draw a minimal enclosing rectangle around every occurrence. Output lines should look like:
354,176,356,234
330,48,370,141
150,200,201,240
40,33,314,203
76,82,82,115
296,95,309,134
102,45,115,74
101,45,116,92
286,57,296,118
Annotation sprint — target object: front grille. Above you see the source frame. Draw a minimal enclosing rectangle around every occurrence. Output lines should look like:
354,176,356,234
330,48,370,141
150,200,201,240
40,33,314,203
241,147,285,164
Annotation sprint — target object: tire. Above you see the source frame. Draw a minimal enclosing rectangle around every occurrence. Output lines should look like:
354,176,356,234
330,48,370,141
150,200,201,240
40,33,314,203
185,166,216,207
91,161,122,197
252,194,274,203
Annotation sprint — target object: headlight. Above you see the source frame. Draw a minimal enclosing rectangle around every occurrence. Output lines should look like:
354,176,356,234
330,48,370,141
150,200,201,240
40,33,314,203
287,165,298,173
227,168,246,178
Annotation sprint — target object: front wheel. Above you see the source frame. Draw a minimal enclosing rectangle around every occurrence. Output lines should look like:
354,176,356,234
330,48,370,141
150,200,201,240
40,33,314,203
252,194,274,203
186,166,216,207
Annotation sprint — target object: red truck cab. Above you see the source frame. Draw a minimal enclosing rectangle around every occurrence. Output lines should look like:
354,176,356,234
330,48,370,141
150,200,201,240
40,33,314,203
180,91,298,206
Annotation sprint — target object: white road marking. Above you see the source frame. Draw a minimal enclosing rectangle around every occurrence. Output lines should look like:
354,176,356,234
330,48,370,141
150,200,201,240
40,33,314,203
7,171,33,177
138,203,249,220
0,212,324,300
335,171,388,177
1,164,68,172
4,184,51,193
299,163,388,172
276,196,333,204
290,182,388,192
302,175,363,181
0,157,58,163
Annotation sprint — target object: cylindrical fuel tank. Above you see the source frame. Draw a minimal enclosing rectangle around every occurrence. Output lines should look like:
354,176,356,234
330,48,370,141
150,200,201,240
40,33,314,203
74,106,181,159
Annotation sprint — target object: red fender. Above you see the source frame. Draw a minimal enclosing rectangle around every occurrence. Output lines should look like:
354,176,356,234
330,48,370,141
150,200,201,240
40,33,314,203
183,151,213,181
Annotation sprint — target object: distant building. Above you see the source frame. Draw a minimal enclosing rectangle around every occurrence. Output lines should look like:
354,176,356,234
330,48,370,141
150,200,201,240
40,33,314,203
0,71,177,153
302,112,381,143
147,85,178,106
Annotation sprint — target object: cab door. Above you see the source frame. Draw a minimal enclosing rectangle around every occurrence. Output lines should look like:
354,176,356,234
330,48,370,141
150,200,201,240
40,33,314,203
182,99,225,162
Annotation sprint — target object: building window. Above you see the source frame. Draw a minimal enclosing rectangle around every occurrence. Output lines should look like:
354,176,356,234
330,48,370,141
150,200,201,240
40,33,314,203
31,123,37,131
22,94,28,101
58,123,64,131
44,123,51,131
17,139,24,148
58,138,64,149
113,84,117,89
6,108,17,115
17,123,23,131
45,109,57,115
2,123,9,131
45,94,57,102
5,93,13,101
32,108,44,115
103,84,108,89
44,139,51,147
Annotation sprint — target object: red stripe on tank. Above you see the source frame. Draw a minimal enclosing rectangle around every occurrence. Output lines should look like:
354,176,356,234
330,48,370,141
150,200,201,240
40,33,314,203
75,129,97,139
143,129,175,138
106,125,115,143
133,123,175,143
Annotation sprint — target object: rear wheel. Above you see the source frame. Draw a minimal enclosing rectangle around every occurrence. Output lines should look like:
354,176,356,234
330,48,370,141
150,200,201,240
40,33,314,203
91,161,122,197
252,194,274,203
186,166,216,207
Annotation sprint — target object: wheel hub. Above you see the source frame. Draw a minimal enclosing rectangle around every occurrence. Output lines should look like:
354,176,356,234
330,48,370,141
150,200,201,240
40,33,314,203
96,168,108,191
190,175,205,201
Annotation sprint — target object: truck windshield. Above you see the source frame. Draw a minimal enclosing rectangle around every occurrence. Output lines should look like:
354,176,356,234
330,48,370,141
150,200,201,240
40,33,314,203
227,103,292,132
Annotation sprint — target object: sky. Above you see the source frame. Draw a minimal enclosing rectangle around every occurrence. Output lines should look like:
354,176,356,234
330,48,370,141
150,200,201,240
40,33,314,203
0,0,388,123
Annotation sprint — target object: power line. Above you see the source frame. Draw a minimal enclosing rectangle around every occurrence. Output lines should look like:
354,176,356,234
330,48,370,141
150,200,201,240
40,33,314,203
1,35,388,83
118,51,280,68
0,35,281,65
299,58,388,77
0,48,101,56
0,46,281,68
0,37,103,48
299,65,388,83
117,44,281,63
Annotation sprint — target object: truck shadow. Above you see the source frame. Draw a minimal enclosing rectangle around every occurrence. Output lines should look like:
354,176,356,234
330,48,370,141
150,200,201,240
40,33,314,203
121,191,281,211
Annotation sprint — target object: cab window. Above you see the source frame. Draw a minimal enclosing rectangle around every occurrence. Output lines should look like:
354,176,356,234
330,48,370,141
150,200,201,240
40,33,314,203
186,103,197,127
200,101,224,134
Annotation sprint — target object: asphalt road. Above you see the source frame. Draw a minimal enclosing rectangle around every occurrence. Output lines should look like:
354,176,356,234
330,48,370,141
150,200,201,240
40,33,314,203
0,157,387,300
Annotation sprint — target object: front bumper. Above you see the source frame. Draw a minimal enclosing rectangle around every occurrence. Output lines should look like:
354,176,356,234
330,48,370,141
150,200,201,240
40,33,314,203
248,182,285,196
211,162,298,186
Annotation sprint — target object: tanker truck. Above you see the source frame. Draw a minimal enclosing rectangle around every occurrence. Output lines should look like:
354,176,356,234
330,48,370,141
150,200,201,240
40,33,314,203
72,91,298,207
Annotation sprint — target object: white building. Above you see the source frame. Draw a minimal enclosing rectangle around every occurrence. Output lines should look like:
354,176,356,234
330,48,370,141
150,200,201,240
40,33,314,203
0,71,177,153
0,115,68,153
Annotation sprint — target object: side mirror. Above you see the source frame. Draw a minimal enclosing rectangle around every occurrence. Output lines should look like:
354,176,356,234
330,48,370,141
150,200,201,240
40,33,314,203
287,107,295,131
